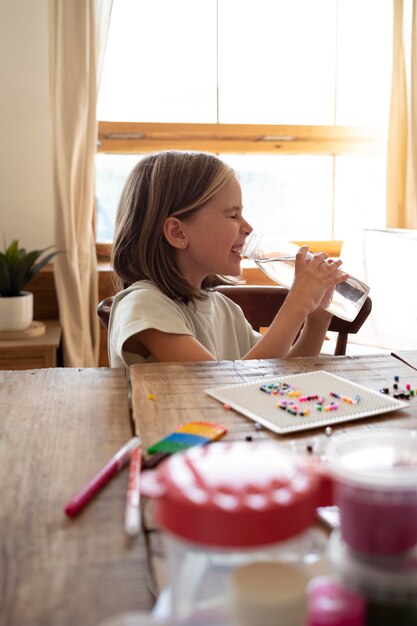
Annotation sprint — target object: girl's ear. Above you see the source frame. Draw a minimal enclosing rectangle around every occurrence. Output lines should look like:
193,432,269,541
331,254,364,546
163,217,187,249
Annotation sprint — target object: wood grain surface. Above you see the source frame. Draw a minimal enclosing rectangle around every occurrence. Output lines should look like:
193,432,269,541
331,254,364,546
0,368,154,626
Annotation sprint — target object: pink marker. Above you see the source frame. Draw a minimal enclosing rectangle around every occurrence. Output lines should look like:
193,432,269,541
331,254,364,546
65,436,140,517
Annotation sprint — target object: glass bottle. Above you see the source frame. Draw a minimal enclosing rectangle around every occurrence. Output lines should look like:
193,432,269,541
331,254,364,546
241,233,370,322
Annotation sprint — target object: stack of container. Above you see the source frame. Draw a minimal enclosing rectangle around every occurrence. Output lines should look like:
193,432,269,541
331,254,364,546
324,429,417,625
142,440,327,626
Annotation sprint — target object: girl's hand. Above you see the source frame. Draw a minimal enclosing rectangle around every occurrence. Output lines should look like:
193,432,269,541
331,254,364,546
319,284,335,311
287,246,348,315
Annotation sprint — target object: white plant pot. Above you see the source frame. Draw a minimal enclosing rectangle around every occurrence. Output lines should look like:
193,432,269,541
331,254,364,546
0,291,34,331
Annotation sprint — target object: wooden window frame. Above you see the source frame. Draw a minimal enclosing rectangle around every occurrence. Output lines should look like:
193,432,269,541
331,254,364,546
96,121,383,259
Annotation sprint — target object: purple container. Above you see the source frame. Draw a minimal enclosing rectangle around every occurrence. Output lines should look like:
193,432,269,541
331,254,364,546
307,575,365,626
326,429,417,556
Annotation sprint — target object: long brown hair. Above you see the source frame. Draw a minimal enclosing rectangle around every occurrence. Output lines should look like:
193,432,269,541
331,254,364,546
111,151,236,301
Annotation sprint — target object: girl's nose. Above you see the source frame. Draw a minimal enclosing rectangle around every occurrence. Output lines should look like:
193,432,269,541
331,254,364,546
241,219,253,235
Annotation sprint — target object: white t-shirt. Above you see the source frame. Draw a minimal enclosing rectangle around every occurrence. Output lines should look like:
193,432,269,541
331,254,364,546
108,280,261,367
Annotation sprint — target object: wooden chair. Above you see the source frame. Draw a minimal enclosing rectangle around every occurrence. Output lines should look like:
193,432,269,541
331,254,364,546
97,285,372,356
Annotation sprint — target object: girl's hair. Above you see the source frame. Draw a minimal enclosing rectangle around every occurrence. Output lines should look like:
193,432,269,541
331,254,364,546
111,150,236,301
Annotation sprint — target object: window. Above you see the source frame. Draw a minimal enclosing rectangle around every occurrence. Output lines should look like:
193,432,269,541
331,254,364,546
96,0,392,250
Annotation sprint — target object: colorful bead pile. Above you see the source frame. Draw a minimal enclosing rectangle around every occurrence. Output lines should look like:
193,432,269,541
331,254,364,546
259,380,362,418
277,400,310,417
382,375,417,400
330,391,360,405
260,382,292,395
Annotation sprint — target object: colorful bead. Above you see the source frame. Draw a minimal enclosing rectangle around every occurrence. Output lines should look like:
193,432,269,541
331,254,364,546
330,391,342,399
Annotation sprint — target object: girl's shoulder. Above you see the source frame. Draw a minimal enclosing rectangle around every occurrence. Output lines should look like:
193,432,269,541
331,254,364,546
114,279,167,303
111,280,177,320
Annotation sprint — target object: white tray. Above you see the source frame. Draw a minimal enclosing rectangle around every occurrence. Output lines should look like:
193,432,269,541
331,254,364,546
206,370,408,434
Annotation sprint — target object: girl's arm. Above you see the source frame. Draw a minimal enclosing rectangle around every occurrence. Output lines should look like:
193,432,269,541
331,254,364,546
286,309,332,357
123,248,347,363
286,282,335,357
123,328,217,362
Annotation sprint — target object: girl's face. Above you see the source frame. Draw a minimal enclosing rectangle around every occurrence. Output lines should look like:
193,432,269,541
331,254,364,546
176,175,253,288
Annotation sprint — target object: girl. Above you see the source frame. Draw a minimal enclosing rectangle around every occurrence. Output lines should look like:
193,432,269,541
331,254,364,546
109,151,348,367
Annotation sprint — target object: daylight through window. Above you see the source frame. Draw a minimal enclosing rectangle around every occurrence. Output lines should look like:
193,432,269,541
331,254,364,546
96,0,392,249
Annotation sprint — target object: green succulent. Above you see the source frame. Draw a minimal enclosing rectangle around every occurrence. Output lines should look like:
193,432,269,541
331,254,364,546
0,239,63,297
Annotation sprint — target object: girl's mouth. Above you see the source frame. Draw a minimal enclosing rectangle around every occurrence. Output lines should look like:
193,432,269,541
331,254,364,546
231,245,243,257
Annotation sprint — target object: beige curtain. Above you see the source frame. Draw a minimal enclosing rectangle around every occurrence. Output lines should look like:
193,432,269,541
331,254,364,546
387,0,417,228
49,0,113,366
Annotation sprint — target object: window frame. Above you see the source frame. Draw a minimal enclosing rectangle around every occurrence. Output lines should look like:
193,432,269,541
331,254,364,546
96,120,383,258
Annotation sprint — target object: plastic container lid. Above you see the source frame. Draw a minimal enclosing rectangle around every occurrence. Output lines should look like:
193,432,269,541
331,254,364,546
327,531,417,601
326,429,417,489
141,441,320,548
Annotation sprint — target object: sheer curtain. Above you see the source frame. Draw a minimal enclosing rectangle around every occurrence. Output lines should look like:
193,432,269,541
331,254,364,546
49,0,113,366
387,0,417,228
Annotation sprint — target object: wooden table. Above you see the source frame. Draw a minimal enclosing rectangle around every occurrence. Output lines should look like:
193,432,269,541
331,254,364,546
0,319,62,369
130,353,417,595
0,368,154,626
131,353,417,451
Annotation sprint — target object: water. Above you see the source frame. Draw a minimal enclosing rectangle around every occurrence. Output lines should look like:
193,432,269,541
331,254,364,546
253,257,369,322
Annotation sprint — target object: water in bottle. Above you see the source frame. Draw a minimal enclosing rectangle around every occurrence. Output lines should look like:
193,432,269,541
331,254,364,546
241,234,370,322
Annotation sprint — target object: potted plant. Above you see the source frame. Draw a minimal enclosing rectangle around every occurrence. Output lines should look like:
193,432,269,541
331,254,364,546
0,239,62,332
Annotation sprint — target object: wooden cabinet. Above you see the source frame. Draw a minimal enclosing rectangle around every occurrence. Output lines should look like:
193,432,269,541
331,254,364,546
0,320,62,369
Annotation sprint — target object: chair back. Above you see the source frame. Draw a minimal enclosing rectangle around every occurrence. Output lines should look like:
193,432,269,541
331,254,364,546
97,285,372,356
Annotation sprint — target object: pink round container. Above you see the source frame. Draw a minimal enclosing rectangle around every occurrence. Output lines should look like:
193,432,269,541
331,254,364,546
306,575,365,626
326,429,417,556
